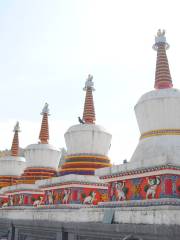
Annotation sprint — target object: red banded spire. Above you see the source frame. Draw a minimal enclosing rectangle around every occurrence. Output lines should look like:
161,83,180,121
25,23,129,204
153,29,173,89
11,121,20,156
39,103,50,144
83,74,96,124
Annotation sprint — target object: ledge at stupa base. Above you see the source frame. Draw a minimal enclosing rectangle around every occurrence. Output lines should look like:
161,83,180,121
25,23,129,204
95,163,180,204
0,184,44,207
36,174,108,205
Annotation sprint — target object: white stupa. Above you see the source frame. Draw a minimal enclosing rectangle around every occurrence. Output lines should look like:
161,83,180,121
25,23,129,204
20,103,61,183
0,122,26,187
59,75,112,176
130,30,180,168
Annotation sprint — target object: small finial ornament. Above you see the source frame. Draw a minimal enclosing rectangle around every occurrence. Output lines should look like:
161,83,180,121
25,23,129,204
83,74,95,91
13,121,20,132
153,29,169,50
41,102,50,115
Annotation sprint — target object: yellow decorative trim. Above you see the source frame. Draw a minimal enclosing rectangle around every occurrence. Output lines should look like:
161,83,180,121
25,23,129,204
63,161,111,166
60,167,97,171
140,128,180,139
65,155,109,160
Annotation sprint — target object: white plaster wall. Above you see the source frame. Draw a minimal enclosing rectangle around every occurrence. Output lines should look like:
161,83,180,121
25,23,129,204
130,135,180,166
24,144,61,169
135,88,180,133
0,184,41,194
0,156,26,176
65,124,112,156
0,205,180,225
36,174,104,188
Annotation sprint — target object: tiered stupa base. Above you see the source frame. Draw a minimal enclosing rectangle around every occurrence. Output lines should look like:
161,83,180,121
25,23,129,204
37,174,108,205
0,176,18,188
0,184,44,207
18,167,57,184
95,163,180,206
59,154,111,176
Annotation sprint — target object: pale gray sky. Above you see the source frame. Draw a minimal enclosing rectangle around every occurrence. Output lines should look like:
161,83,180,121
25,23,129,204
0,0,180,163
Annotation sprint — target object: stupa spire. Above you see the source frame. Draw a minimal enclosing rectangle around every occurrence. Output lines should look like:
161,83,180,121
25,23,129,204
82,74,96,124
11,121,20,156
39,103,50,144
153,29,173,89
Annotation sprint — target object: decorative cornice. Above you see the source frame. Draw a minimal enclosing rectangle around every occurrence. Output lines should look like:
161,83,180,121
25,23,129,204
39,181,107,190
99,164,180,181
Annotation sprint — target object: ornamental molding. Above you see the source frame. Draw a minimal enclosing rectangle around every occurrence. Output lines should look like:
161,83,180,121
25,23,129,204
140,128,180,139
100,165,180,182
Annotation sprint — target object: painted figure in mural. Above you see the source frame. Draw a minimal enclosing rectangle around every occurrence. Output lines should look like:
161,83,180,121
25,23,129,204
83,191,96,204
2,202,8,208
33,197,44,207
146,176,161,199
9,195,13,206
62,189,71,204
115,182,126,201
47,191,54,204
19,195,24,205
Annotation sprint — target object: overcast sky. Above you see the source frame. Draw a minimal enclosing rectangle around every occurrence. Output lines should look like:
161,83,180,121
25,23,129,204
0,0,180,163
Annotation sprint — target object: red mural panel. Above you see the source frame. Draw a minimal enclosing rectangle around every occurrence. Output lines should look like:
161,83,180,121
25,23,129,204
80,188,101,205
176,178,180,196
165,179,173,195
108,175,162,201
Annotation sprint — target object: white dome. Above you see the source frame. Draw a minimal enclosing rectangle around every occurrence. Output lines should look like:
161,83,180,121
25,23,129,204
135,88,180,133
0,156,26,176
65,124,112,156
24,143,61,169
131,88,180,167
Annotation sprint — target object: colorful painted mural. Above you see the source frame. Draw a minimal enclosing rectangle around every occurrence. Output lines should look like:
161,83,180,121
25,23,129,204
0,195,8,208
4,192,44,206
44,187,107,205
107,174,180,201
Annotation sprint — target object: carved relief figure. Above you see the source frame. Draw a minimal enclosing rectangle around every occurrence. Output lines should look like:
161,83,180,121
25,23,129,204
83,191,96,204
146,176,161,199
62,189,71,204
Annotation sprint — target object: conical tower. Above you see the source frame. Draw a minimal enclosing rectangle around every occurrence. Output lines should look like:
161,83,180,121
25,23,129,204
153,29,173,89
39,103,49,144
20,103,60,184
11,121,20,157
59,75,112,176
83,74,96,124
